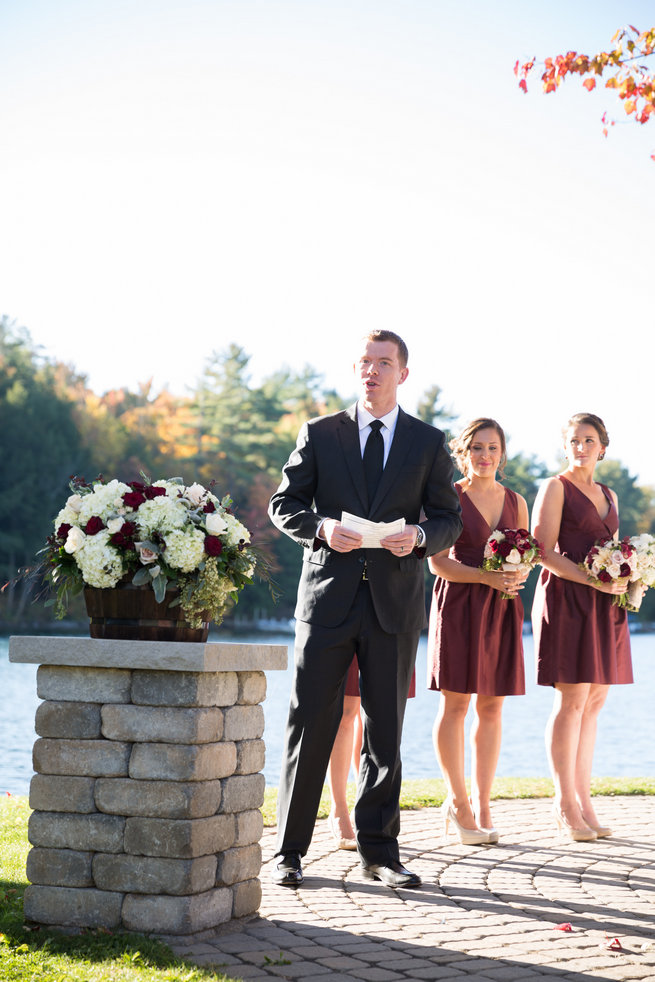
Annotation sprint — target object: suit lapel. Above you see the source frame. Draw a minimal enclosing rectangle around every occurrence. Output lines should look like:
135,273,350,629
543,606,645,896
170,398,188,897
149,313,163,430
338,405,368,514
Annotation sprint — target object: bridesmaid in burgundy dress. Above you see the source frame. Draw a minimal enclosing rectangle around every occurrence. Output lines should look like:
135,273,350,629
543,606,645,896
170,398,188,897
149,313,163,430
428,418,529,845
532,413,633,841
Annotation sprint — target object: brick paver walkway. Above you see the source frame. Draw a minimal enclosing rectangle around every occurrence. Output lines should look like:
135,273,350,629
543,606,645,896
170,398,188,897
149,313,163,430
164,796,655,981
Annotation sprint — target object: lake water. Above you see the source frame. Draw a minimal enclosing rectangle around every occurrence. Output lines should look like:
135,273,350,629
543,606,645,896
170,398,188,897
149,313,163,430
2,631,653,795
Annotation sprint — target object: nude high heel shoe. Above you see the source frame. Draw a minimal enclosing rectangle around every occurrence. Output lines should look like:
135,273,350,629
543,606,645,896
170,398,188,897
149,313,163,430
582,817,612,838
442,800,490,846
328,814,357,850
476,821,499,844
553,805,597,842
471,801,499,844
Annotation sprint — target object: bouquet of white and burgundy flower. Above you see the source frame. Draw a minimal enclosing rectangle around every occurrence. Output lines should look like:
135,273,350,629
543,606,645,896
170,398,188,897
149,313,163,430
42,474,257,628
581,536,637,609
482,528,544,599
625,532,655,611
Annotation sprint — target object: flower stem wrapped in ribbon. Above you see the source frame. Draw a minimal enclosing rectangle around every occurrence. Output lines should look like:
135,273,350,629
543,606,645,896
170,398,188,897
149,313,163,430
41,474,258,628
481,528,544,599
580,536,637,609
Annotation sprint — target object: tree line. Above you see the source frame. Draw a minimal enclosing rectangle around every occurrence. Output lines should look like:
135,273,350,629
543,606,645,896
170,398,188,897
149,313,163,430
2,314,655,629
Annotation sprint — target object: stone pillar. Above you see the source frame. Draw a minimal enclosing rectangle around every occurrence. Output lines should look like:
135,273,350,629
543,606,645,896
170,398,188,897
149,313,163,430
8,636,287,935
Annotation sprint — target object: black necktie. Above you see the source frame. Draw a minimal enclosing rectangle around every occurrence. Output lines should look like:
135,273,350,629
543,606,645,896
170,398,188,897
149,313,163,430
363,419,384,504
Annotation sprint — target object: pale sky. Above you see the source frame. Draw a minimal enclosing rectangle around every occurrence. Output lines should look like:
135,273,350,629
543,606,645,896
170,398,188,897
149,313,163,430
2,1,654,485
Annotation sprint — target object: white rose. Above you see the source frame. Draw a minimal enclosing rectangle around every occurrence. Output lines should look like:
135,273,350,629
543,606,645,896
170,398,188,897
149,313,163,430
64,527,86,553
505,548,521,565
106,517,125,534
185,483,207,505
606,563,622,579
66,494,83,514
205,511,228,535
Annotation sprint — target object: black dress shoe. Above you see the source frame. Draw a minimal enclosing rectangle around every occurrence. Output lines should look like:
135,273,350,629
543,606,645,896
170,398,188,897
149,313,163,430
272,852,304,887
362,860,421,888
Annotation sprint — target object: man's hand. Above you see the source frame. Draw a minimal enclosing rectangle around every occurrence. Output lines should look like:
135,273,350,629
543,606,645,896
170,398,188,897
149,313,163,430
380,527,418,557
320,519,364,553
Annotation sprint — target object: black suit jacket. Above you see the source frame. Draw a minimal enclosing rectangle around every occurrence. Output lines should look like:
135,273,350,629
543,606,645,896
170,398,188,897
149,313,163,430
269,404,462,634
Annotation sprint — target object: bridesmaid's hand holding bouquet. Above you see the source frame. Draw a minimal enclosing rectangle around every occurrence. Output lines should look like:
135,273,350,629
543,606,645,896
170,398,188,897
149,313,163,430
581,536,637,608
482,528,544,599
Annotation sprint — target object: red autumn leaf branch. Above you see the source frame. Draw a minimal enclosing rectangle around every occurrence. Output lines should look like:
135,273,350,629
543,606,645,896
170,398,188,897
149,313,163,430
515,25,655,159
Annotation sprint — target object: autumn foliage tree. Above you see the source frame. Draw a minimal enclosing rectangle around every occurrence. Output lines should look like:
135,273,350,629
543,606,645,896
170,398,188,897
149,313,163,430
515,25,655,158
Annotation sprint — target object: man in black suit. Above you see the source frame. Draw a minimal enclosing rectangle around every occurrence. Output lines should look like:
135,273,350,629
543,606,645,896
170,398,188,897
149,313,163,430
269,330,462,888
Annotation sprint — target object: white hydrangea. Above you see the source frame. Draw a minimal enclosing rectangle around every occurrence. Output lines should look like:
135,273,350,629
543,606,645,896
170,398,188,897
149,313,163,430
135,496,188,537
53,504,80,531
78,480,131,525
224,513,250,547
163,528,206,572
75,530,125,588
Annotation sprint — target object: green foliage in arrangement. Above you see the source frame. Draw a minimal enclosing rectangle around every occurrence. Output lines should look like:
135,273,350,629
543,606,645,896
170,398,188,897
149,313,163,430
0,797,239,982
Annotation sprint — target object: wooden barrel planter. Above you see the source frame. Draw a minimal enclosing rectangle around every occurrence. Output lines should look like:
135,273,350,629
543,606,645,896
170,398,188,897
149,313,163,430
84,586,209,642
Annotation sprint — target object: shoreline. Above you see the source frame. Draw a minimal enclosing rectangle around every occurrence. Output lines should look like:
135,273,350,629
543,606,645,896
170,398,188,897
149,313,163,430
2,617,654,637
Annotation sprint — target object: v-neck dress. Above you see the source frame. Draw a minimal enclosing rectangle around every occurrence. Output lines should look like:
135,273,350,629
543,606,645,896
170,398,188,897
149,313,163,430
427,484,525,696
531,475,633,686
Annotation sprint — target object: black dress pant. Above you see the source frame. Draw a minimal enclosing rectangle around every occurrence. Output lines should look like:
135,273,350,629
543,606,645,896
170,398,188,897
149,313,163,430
275,581,419,866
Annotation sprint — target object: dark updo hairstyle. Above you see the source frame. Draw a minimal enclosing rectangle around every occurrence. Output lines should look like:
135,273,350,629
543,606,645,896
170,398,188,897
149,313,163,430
450,417,507,479
563,412,609,461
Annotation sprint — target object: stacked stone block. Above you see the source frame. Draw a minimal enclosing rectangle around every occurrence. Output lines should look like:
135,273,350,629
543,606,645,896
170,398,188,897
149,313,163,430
8,638,286,935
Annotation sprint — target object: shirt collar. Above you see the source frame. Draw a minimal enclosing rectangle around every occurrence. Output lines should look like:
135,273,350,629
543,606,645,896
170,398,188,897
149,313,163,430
357,401,399,433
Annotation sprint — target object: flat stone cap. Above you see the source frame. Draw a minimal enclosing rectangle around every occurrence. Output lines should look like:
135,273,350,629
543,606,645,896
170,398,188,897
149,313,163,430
9,636,288,673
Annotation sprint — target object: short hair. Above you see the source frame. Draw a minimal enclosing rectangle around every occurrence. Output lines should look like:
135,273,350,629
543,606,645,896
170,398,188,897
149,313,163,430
563,412,609,458
360,330,409,368
450,418,507,478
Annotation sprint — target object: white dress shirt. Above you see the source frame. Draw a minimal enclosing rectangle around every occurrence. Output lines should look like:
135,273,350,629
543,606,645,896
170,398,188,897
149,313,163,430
356,402,399,467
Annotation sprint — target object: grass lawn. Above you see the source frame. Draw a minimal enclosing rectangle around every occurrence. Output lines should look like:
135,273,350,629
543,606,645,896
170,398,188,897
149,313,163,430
3,779,654,980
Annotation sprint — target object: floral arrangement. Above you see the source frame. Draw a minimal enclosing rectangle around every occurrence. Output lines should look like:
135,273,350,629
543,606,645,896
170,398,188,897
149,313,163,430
581,536,637,609
626,532,655,611
482,528,544,599
42,475,257,628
